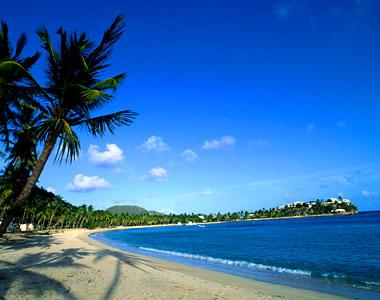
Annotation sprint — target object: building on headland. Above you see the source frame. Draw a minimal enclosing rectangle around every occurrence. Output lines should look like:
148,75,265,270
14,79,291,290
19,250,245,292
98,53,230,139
325,198,338,204
286,201,304,208
252,197,356,219
325,197,351,206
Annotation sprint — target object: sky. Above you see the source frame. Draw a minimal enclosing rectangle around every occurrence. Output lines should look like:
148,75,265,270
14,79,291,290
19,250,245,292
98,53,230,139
2,0,380,213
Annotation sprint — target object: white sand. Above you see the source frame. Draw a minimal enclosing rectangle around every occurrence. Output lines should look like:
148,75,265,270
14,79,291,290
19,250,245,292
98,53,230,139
0,229,345,299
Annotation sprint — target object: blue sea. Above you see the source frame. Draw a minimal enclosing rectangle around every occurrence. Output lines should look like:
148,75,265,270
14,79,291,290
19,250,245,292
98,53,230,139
91,211,380,299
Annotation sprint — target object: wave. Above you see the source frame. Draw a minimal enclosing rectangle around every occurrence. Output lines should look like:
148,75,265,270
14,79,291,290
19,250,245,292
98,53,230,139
138,247,380,289
91,233,380,291
139,247,312,276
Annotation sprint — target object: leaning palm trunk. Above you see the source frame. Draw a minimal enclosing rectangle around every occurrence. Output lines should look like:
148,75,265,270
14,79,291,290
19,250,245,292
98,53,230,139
0,135,56,236
21,206,27,224
79,216,86,229
47,205,58,229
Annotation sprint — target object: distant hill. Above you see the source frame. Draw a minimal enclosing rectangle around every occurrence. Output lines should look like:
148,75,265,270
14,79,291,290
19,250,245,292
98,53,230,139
107,205,165,216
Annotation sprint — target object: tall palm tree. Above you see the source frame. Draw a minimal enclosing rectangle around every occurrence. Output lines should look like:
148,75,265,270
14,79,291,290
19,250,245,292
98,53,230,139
0,21,41,148
0,15,137,236
0,21,42,224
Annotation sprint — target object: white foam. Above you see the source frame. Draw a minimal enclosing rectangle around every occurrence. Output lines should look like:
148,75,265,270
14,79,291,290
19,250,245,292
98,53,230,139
139,247,311,276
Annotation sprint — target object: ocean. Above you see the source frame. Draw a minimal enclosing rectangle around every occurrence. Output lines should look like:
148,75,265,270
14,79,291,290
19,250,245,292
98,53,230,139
91,211,380,299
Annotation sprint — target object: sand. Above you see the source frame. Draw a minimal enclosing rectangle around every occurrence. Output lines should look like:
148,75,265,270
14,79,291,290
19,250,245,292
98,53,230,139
0,229,345,300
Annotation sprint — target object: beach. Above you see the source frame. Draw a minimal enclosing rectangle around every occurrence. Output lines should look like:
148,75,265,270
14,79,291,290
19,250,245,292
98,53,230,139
0,229,345,300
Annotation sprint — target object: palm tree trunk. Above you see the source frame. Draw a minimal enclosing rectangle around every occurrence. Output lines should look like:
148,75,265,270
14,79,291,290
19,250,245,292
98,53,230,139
79,217,86,228
0,135,56,237
42,218,46,230
31,208,36,225
21,206,27,224
47,205,58,229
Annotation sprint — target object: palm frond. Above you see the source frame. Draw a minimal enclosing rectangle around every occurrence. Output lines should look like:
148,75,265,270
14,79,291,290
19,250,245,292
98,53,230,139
36,28,59,63
13,33,27,60
96,73,126,91
54,119,80,164
0,21,10,57
35,118,58,143
81,110,137,137
21,52,41,69
88,14,125,72
80,85,112,102
0,60,52,102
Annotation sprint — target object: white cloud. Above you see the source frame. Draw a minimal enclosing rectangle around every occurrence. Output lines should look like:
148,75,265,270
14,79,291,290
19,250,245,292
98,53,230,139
250,140,270,146
306,122,315,132
66,174,112,192
181,149,198,163
149,167,167,179
141,167,168,181
362,190,377,198
46,186,56,194
88,144,124,166
140,136,170,152
201,188,213,197
202,135,236,150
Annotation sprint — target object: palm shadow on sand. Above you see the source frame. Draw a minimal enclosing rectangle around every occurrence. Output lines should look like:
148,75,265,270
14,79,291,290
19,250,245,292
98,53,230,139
0,233,165,299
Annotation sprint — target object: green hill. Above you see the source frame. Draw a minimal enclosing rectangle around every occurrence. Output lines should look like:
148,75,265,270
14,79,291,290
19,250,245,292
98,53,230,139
107,205,165,216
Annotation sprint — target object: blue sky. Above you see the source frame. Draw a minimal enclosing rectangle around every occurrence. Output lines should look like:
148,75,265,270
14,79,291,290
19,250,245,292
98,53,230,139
2,0,380,213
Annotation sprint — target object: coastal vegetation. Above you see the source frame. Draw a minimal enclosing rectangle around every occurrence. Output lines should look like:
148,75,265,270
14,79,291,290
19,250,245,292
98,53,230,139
251,197,358,219
0,16,136,236
1,183,359,232
2,185,242,231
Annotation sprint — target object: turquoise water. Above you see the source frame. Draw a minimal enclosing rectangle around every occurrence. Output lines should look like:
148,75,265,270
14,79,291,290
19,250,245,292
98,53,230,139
91,211,380,299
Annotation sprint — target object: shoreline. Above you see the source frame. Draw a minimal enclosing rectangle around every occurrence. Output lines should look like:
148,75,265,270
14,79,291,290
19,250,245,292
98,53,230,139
13,212,358,237
252,212,357,221
0,228,346,299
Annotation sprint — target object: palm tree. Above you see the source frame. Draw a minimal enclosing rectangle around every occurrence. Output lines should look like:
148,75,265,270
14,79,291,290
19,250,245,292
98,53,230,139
0,21,41,148
0,102,40,220
0,15,137,236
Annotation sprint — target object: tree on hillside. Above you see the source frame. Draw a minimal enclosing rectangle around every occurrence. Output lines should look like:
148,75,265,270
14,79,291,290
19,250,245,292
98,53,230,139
0,15,137,236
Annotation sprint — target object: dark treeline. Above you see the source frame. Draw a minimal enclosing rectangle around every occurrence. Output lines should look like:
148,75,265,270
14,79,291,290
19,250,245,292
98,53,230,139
2,185,248,231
